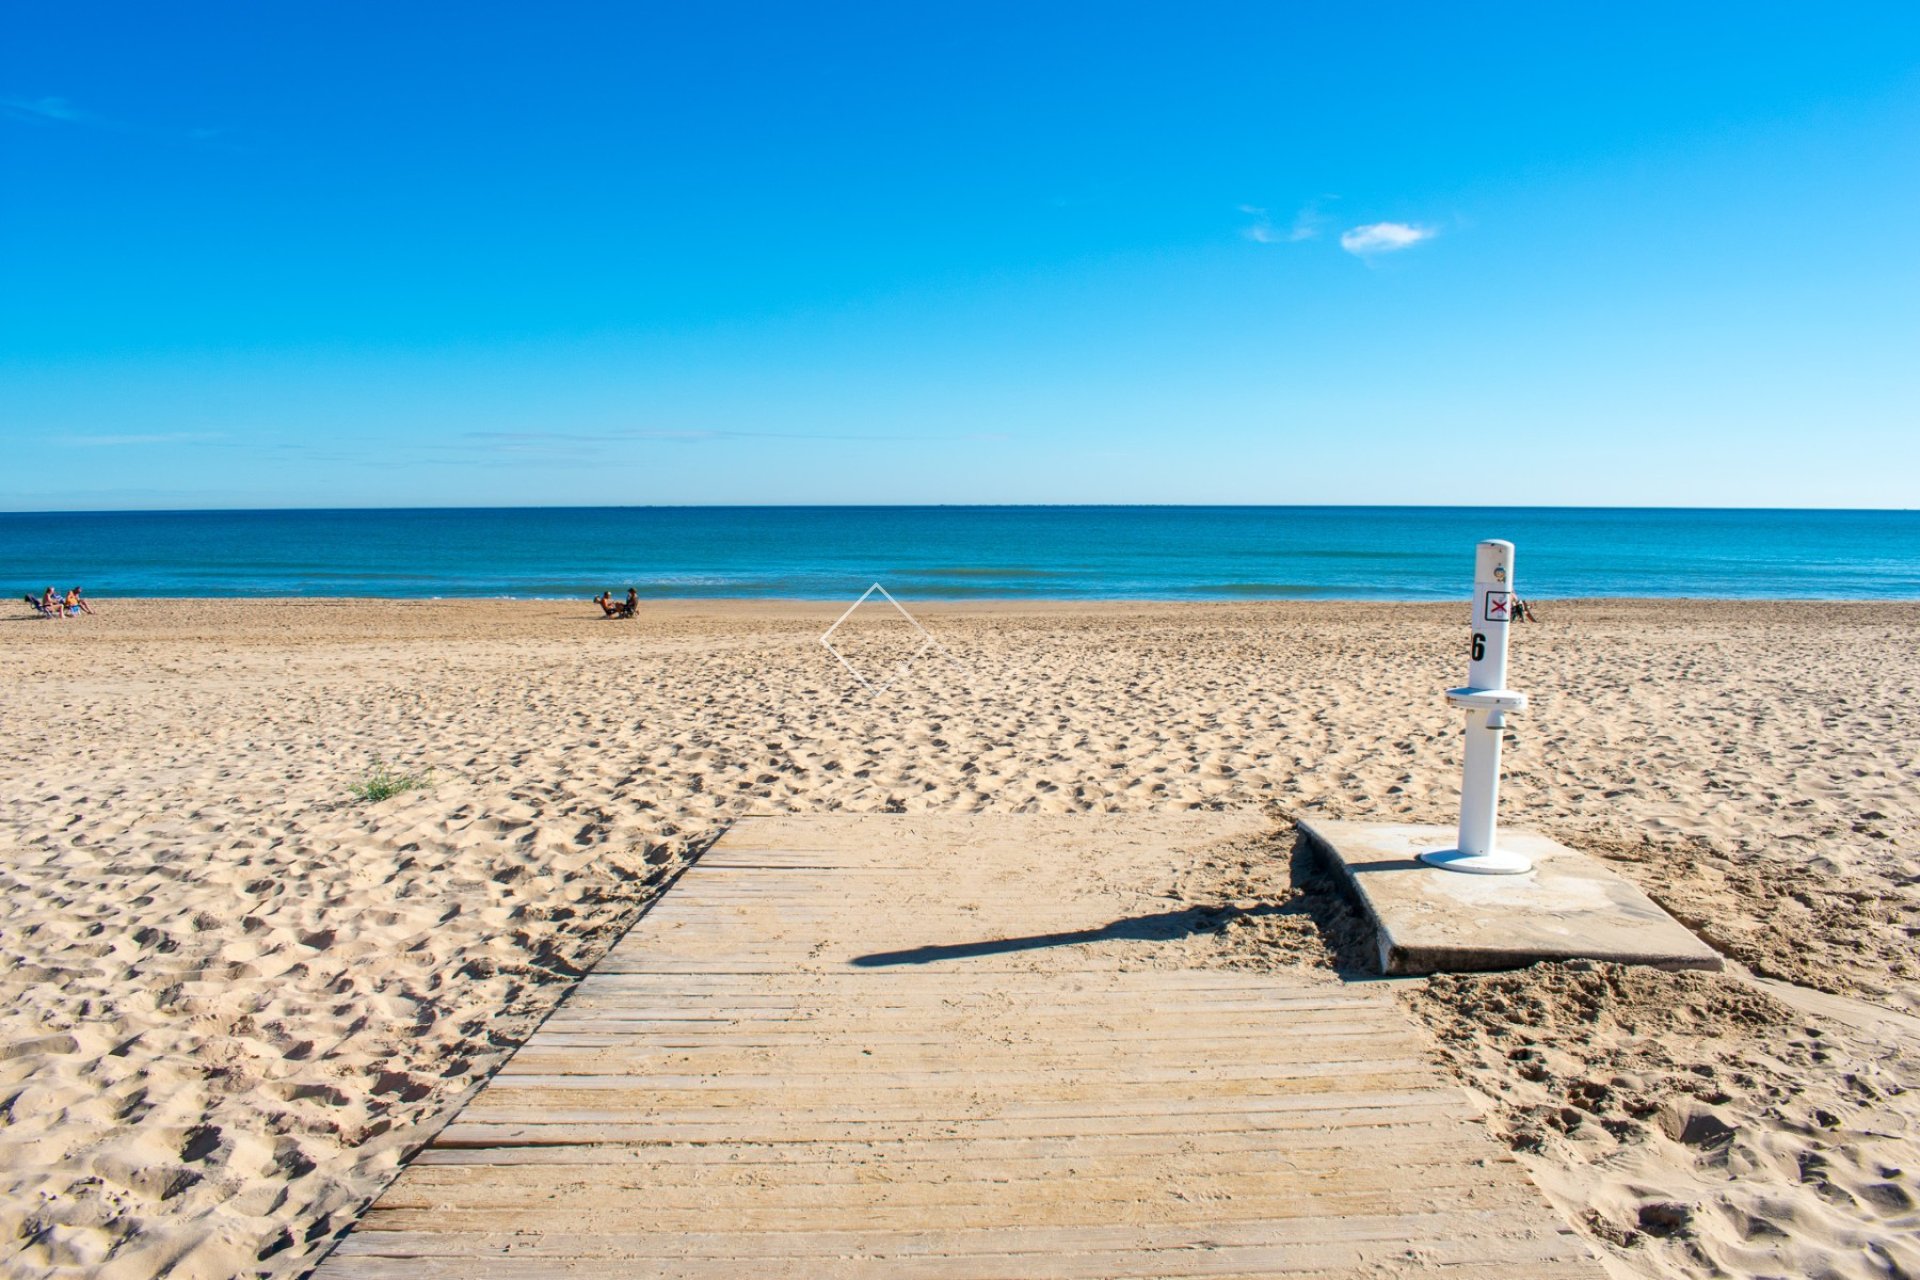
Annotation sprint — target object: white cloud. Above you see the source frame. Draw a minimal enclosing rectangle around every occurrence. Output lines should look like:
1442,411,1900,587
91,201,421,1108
1340,222,1436,256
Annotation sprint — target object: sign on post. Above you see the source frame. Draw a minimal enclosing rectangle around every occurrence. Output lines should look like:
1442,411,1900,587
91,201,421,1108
1419,540,1532,875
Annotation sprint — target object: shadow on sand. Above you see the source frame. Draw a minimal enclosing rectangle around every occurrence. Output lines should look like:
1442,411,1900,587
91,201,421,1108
850,826,1380,972
849,903,1296,967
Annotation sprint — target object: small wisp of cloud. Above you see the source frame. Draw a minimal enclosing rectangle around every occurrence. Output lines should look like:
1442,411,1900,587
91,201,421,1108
1,97,89,125
1339,222,1436,257
2,94,226,146
53,431,225,448
1239,201,1328,245
460,427,1009,453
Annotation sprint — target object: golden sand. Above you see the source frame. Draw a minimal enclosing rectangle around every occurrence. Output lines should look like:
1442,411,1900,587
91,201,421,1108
2,598,1915,1278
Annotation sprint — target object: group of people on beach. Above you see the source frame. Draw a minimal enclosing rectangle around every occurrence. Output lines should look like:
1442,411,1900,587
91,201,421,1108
25,587,94,619
594,588,640,619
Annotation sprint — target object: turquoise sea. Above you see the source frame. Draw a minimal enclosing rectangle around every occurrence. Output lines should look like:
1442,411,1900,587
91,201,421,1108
3,506,1918,601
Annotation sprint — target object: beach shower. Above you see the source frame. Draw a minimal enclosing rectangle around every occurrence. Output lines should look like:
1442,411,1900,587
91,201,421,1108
1419,539,1533,875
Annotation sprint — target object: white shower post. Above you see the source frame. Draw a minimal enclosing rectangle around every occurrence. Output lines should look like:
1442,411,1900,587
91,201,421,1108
1419,539,1532,875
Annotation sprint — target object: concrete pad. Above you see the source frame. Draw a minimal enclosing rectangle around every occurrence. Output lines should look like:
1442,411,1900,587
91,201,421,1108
1300,820,1723,977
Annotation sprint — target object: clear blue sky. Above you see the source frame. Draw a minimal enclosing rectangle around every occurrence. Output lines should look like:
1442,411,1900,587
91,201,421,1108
4,3,1917,510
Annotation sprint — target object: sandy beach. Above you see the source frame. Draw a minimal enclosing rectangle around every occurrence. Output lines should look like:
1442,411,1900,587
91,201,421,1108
2,597,1915,1279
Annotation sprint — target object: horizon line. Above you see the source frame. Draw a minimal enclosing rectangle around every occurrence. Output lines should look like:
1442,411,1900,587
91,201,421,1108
4,501,1917,518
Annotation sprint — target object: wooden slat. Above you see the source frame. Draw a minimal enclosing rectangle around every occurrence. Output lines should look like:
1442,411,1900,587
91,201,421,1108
367,1167,1544,1210
402,1133,1511,1173
323,1262,1604,1280
327,1209,1591,1258
429,1104,1481,1148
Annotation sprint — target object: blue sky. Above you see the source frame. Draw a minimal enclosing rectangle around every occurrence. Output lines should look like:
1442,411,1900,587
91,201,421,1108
3,2,1917,509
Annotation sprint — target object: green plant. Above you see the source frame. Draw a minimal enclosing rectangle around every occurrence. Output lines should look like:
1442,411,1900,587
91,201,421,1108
349,758,433,803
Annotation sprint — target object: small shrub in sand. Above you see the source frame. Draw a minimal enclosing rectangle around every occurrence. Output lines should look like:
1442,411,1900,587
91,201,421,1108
348,759,433,803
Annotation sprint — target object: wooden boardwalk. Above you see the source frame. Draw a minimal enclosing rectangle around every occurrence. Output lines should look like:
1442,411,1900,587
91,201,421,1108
317,813,1602,1278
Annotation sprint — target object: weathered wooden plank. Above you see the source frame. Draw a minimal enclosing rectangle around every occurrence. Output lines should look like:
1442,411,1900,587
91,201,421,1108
515,1020,1396,1045
566,971,1383,989
367,1166,1542,1211
493,1042,1422,1074
562,992,1379,1008
409,1124,1504,1166
451,1085,1466,1124
543,1000,1392,1018
499,1030,1415,1054
430,1104,1480,1147
355,1188,1554,1235
402,1142,1509,1181
322,1261,1602,1280
535,1009,1389,1029
331,1209,1588,1258
484,1057,1430,1090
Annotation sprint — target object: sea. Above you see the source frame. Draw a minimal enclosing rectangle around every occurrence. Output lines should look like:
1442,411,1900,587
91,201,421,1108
4,506,1918,601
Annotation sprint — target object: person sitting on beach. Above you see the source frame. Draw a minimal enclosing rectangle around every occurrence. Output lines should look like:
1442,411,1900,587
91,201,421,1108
41,587,64,620
595,591,621,618
24,592,52,617
65,587,93,617
620,587,638,618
